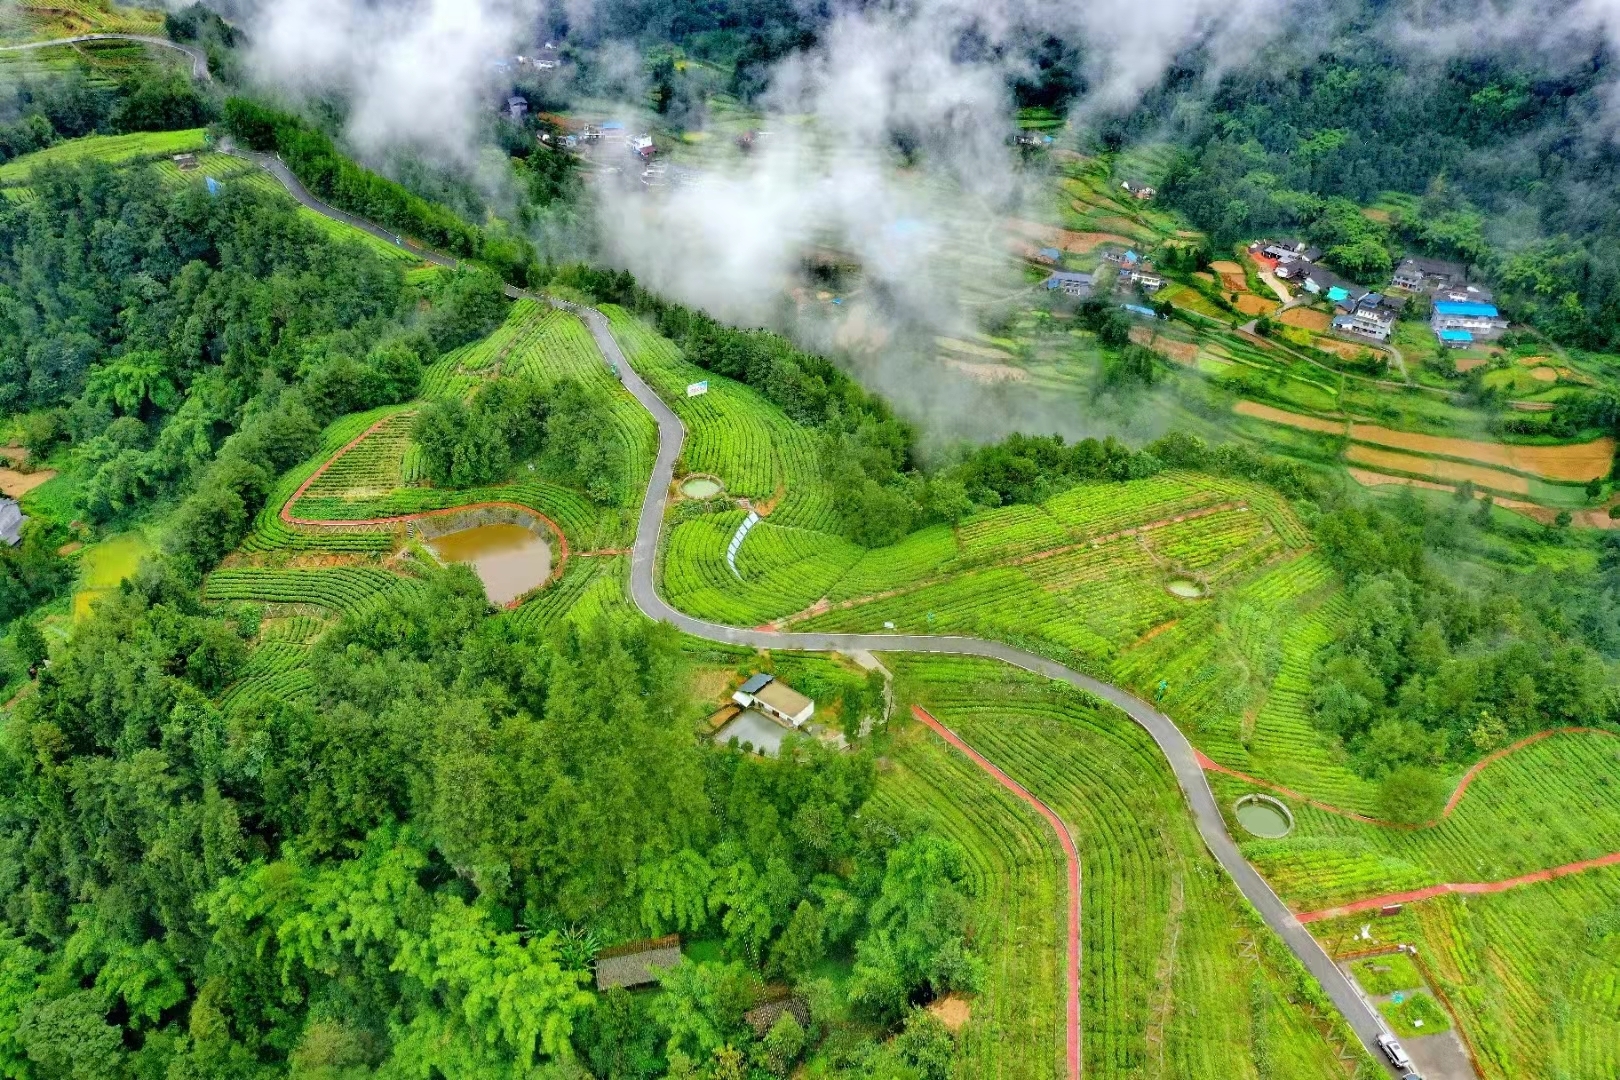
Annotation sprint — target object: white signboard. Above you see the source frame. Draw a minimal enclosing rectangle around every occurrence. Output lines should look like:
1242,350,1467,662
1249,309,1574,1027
687,380,709,397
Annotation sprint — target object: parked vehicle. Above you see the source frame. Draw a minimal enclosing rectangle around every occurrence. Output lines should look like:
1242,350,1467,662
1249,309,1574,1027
1376,1034,1413,1070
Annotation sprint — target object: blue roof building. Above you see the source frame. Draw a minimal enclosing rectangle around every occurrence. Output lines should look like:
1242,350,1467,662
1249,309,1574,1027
1037,247,1063,261
1434,300,1499,318
1124,303,1159,318
1439,329,1473,344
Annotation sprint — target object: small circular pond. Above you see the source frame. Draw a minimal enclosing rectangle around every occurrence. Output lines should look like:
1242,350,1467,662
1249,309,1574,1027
682,476,723,499
428,523,552,606
1234,794,1294,838
1167,578,1205,599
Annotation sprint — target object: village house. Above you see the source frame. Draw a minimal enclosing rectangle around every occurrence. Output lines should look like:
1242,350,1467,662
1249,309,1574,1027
732,673,816,727
1124,270,1165,292
1043,271,1094,297
629,133,656,161
171,153,198,172
1391,256,1466,292
1332,299,1396,342
1102,247,1142,267
0,497,24,547
505,96,528,122
1261,239,1322,264
1121,179,1156,200
1431,299,1508,344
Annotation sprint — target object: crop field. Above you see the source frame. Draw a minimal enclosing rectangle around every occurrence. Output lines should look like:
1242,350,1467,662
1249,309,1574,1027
888,655,1360,1079
0,0,163,45
296,408,416,503
1349,423,1615,483
0,128,207,184
1344,445,1531,495
870,693,1067,1079
661,512,864,625
601,306,838,524
1223,730,1620,912
218,640,317,711
1309,865,1620,1080
791,473,1309,671
204,566,426,619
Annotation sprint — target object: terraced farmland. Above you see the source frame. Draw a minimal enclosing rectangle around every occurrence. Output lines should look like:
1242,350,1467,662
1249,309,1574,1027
205,566,426,618
0,128,207,184
1308,865,1620,1080
602,306,836,524
889,656,1359,1080
1225,729,1620,912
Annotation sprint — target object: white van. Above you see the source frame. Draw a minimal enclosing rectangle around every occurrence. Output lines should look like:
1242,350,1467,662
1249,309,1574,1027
1376,1034,1413,1070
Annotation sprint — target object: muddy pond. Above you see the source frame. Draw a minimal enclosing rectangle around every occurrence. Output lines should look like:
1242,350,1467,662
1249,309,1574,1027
429,523,552,605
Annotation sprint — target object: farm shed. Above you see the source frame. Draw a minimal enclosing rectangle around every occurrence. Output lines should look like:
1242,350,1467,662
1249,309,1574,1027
595,935,682,990
0,497,24,546
732,673,815,727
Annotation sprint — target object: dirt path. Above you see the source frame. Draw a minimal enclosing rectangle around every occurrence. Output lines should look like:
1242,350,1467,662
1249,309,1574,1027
912,705,1081,1080
1297,850,1620,923
1198,727,1619,830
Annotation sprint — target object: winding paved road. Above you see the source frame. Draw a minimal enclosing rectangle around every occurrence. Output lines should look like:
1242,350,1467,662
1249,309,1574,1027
237,153,1397,1075
0,33,211,81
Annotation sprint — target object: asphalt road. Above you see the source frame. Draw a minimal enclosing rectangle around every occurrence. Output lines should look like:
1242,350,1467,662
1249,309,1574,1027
242,154,1399,1076
0,33,211,81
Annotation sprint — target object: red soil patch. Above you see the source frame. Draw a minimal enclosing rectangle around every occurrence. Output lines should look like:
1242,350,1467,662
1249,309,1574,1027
1278,307,1331,331
1529,366,1558,383
927,993,972,1032
912,706,1079,1080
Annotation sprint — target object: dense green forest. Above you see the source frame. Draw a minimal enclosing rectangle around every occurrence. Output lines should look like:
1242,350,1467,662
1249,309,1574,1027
1146,11,1620,349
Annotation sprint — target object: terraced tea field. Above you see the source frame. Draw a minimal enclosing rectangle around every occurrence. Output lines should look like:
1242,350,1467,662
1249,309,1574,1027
888,655,1360,1080
1220,729,1620,912
1308,865,1620,1080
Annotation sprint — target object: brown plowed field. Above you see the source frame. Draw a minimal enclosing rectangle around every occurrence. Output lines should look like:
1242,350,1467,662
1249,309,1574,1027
1004,218,1133,254
1345,445,1530,494
1234,294,1276,316
1129,326,1198,365
1278,307,1331,331
0,467,55,498
1349,424,1615,482
1234,400,1346,435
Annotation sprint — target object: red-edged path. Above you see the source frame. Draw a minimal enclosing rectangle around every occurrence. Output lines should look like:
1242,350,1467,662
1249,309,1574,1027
913,705,1081,1080
1298,850,1620,923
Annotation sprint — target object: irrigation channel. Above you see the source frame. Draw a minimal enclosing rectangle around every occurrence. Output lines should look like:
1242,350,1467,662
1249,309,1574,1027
236,153,1399,1077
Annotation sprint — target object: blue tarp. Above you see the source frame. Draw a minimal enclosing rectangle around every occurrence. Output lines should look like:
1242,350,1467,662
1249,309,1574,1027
1124,303,1158,317
1037,247,1063,260
1326,286,1350,303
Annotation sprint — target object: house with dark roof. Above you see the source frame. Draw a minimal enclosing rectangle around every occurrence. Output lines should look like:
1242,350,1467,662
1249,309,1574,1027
0,498,23,547
1333,305,1395,342
1392,256,1466,292
1043,271,1093,297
